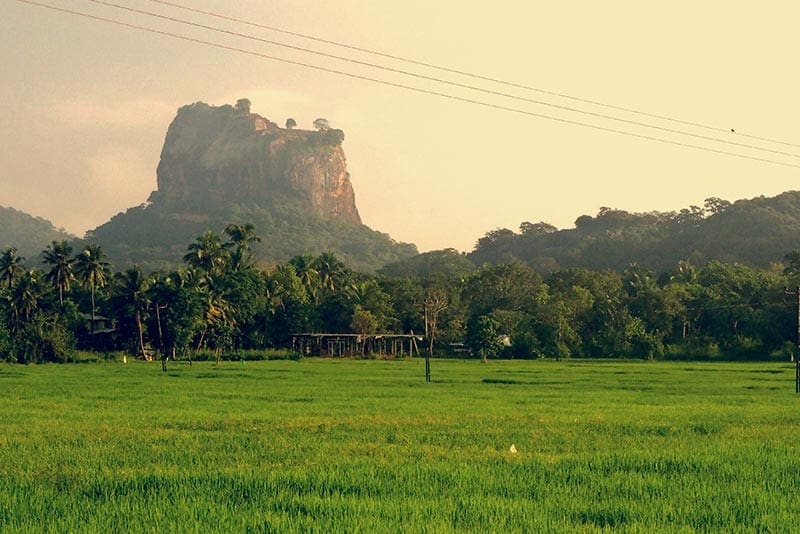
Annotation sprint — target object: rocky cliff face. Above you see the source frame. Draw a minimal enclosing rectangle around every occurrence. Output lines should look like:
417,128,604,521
151,101,361,224
86,99,416,272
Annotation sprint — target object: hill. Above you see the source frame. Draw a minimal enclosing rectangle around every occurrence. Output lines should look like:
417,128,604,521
468,192,800,273
0,206,75,260
379,248,475,279
85,100,416,272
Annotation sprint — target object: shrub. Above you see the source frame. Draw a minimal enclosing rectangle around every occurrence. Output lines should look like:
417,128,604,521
16,314,75,363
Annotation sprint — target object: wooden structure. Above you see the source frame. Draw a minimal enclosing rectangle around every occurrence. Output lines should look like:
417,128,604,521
291,333,422,357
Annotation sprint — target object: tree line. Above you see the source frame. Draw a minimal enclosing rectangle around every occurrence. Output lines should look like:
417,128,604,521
1,222,799,365
469,192,800,273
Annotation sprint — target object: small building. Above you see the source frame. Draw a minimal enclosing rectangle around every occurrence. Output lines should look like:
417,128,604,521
86,314,115,335
80,313,116,351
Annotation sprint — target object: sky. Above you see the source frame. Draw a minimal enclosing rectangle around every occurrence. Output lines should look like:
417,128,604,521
2,1,799,253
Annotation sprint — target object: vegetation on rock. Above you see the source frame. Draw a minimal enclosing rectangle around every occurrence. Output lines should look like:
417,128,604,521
78,100,416,272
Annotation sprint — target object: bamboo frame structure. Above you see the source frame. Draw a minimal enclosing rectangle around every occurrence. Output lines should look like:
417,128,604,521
291,333,422,357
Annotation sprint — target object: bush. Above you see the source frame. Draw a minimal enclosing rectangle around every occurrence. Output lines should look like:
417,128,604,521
0,320,15,363
16,314,75,363
770,341,797,362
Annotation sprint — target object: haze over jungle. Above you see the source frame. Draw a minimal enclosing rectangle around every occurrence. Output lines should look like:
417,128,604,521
2,99,800,274
4,2,798,254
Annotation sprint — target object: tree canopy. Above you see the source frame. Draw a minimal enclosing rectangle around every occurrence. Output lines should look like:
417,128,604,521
0,220,798,364
469,192,800,273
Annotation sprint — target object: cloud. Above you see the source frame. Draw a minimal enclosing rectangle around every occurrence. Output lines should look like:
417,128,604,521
25,145,156,238
83,145,156,220
51,97,176,129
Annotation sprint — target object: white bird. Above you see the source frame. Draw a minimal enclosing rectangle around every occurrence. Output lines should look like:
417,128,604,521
509,444,518,454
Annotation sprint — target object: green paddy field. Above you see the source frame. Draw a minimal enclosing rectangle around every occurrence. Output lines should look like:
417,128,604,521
1,358,799,532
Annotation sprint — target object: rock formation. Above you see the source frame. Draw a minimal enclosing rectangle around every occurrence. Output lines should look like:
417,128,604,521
85,100,416,272
151,101,361,224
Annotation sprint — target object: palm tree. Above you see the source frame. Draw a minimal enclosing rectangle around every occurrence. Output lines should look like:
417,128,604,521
313,252,348,293
74,244,111,341
289,254,320,298
147,269,204,372
0,247,25,289
146,272,169,354
8,269,44,329
223,223,260,249
671,260,699,285
114,266,150,357
193,274,234,363
623,263,657,295
42,240,74,305
223,223,261,272
183,231,227,275
197,289,232,357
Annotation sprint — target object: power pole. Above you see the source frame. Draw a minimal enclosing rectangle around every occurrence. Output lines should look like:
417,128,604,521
784,287,800,393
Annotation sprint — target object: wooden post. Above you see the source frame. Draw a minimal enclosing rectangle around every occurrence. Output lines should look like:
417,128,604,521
425,355,431,382
425,333,431,382
410,331,419,357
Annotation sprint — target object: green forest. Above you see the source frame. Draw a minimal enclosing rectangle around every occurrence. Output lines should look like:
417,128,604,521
0,206,74,260
3,220,800,364
469,191,800,272
85,199,418,273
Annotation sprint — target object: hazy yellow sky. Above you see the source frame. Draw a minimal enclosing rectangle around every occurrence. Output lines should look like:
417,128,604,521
2,1,799,252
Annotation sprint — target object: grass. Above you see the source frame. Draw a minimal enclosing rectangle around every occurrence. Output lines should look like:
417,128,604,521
1,358,799,531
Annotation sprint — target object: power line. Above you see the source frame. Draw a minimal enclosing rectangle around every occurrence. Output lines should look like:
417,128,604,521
82,0,800,160
14,0,800,170
145,0,800,150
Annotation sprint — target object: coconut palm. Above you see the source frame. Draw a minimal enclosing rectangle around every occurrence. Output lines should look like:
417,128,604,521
0,247,25,289
42,240,74,305
184,231,227,275
313,252,348,293
74,244,111,340
194,274,234,363
196,289,232,355
8,269,44,329
223,223,261,272
146,269,202,370
289,254,320,298
671,260,699,285
114,266,150,357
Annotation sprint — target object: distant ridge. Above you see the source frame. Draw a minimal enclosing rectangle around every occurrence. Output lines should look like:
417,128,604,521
0,206,75,260
9,98,798,275
466,191,800,273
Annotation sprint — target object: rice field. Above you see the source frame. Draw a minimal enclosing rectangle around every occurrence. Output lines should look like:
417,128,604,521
1,357,799,531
